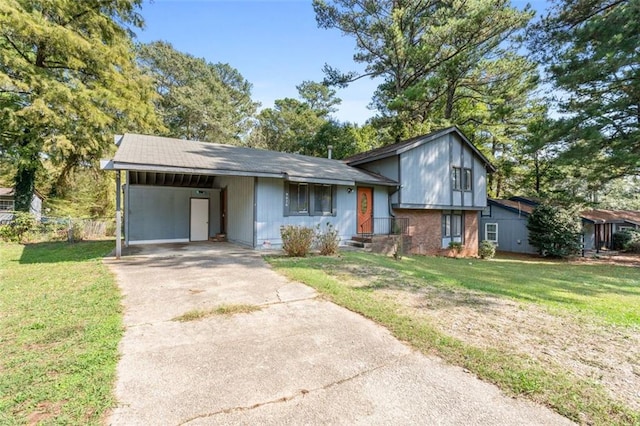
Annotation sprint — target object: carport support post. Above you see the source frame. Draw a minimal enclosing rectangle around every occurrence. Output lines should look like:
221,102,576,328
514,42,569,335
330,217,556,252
115,170,122,259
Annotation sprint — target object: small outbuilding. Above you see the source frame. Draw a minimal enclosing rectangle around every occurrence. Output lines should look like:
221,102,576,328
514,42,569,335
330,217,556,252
479,196,640,253
0,187,43,223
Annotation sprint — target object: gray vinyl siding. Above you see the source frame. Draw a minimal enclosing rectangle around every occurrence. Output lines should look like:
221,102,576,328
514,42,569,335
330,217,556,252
399,137,449,206
473,154,488,208
255,178,390,249
372,186,391,234
582,223,596,250
127,185,214,243
255,177,359,249
479,206,536,254
209,189,221,235
396,133,488,209
30,194,42,221
357,157,400,204
215,175,254,247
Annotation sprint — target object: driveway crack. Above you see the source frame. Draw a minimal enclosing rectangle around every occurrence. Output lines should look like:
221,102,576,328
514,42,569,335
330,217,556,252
178,353,410,425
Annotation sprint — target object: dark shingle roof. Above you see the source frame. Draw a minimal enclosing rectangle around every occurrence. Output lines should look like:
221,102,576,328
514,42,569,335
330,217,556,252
490,197,640,225
109,134,397,186
0,187,44,199
580,209,640,225
489,198,536,216
344,126,496,172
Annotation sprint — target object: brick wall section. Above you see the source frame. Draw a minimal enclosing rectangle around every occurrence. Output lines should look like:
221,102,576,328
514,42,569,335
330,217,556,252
394,209,442,255
394,209,479,257
463,211,479,257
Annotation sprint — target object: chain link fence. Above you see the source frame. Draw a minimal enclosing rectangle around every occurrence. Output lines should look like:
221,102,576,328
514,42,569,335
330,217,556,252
0,212,116,243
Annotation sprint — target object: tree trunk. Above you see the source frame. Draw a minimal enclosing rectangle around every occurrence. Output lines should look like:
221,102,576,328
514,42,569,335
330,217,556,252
444,82,456,120
534,152,541,194
13,135,40,212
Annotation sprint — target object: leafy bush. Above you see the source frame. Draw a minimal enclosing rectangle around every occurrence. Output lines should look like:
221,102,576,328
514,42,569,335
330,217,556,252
527,203,582,258
448,241,463,257
0,212,37,243
280,225,315,257
69,220,86,242
624,230,640,253
315,223,340,255
479,240,496,259
612,231,632,250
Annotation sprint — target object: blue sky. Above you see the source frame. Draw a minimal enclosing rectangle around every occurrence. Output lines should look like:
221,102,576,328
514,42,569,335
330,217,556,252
136,0,547,125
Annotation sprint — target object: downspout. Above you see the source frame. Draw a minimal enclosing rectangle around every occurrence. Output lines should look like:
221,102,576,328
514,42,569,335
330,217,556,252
388,185,400,217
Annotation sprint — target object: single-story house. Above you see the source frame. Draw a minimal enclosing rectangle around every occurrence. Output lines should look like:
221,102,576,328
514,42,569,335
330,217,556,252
479,196,640,253
479,197,538,254
581,209,640,250
0,187,43,223
102,126,494,256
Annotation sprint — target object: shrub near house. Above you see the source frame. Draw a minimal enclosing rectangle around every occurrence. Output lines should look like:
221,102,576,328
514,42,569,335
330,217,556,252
527,203,582,257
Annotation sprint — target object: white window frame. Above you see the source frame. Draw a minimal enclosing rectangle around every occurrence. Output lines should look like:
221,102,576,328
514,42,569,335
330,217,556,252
485,222,498,243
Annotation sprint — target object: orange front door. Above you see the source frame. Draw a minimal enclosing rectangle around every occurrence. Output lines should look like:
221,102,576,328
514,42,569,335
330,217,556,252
357,187,373,234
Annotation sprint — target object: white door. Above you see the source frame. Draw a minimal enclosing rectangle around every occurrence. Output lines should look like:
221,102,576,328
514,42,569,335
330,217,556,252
190,198,209,241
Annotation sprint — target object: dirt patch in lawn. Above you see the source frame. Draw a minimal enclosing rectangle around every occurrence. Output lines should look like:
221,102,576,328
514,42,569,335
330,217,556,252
572,252,640,268
328,256,640,412
378,285,640,412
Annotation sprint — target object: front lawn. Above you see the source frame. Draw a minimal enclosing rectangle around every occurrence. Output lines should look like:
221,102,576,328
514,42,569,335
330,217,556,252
0,241,121,425
267,251,640,425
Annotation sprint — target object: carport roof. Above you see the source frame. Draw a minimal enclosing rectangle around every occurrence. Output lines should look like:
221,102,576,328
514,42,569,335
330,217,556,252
105,134,397,187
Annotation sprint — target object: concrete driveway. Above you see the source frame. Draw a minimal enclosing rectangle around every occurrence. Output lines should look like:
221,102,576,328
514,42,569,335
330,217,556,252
105,243,572,425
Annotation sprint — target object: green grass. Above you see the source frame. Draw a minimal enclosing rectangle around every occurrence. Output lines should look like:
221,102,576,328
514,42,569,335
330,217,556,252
266,251,640,425
0,241,121,425
173,304,262,322
276,252,640,327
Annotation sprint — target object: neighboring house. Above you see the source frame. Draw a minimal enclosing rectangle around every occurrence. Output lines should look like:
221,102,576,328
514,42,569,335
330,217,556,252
479,196,640,253
581,210,640,251
103,127,494,255
345,126,495,256
0,188,43,223
479,197,538,254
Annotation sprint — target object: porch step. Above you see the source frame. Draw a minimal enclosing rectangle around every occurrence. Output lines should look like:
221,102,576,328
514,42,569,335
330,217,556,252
351,235,373,243
344,239,372,250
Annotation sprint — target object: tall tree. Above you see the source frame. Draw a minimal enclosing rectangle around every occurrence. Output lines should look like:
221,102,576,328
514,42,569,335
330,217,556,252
0,0,158,211
313,0,536,141
296,80,341,118
531,0,640,182
136,41,258,144
251,81,343,154
252,98,324,153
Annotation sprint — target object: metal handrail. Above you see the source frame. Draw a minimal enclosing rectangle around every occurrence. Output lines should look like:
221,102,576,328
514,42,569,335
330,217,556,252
358,217,409,237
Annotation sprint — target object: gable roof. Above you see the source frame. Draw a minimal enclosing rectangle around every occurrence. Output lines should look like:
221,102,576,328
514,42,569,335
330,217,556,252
106,134,397,187
580,209,640,225
0,187,44,199
344,126,496,172
488,198,536,216
490,197,640,226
